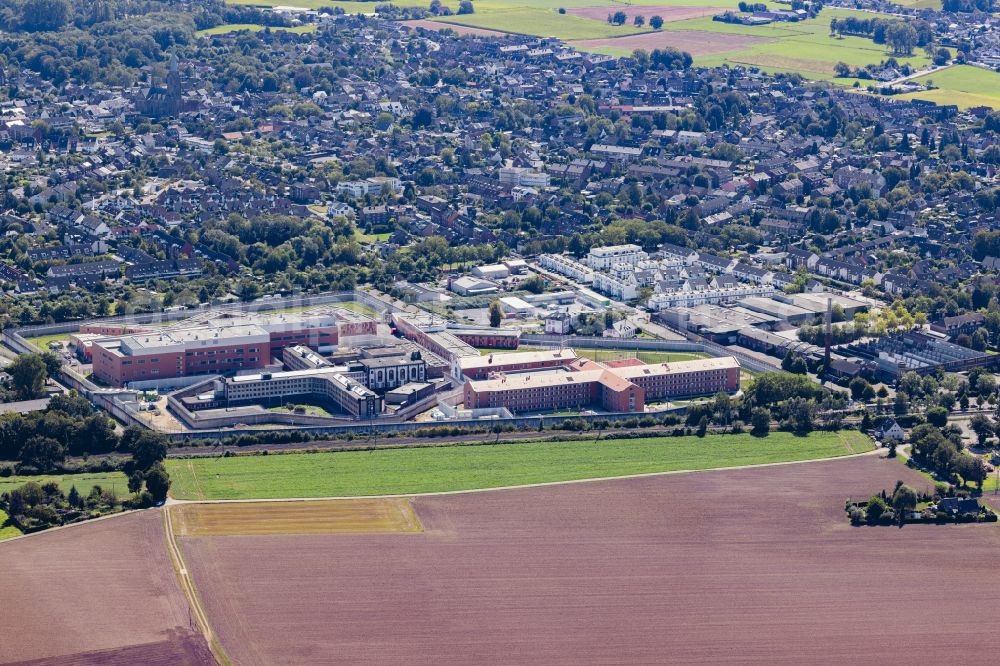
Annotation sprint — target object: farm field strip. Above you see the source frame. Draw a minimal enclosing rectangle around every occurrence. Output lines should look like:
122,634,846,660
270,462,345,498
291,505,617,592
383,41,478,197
165,430,874,500
175,455,1000,664
171,498,423,536
163,507,231,666
0,511,213,664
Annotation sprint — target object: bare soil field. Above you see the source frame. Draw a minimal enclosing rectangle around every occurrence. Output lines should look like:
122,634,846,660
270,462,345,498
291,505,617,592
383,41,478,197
572,29,772,56
567,5,725,23
400,19,511,37
178,454,1000,664
0,511,212,665
171,498,422,536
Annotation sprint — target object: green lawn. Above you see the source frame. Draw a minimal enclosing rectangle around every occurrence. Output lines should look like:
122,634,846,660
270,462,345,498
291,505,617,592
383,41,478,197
0,472,129,498
24,332,73,351
573,348,710,364
353,227,392,244
0,509,23,541
269,403,336,417
197,23,318,36
166,430,873,500
333,300,379,316
898,65,1000,109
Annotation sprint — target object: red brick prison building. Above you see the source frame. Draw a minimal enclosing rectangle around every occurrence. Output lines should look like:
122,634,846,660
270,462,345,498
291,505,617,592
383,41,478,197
90,310,374,387
458,348,580,380
463,356,740,414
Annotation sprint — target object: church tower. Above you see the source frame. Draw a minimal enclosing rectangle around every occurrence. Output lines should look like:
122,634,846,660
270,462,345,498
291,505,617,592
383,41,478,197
166,53,181,114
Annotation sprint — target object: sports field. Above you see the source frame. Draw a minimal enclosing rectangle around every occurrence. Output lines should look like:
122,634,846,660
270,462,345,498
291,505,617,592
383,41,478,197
170,498,423,536
166,430,874,500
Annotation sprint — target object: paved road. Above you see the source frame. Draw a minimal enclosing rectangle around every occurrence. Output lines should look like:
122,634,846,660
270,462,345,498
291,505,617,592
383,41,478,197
886,64,953,87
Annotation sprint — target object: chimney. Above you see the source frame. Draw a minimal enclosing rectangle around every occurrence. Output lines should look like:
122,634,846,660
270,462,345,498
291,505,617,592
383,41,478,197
824,297,832,367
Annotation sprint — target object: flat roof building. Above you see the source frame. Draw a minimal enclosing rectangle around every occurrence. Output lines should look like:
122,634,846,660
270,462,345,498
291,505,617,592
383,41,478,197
91,309,375,387
463,355,739,414
224,368,382,419
459,348,579,380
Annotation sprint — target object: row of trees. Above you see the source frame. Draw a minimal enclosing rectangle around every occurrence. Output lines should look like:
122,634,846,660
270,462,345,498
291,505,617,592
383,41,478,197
606,12,665,29
797,305,927,346
0,390,171,501
679,372,844,437
848,481,922,526
829,17,932,56
909,423,988,488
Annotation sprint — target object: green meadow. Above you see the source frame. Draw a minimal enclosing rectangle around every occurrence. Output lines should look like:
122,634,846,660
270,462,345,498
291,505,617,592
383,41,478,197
898,65,1000,109
197,23,319,36
166,431,874,500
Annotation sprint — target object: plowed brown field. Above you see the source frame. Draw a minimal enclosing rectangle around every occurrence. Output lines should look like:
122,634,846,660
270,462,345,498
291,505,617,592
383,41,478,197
567,5,725,23
177,455,1000,664
171,498,422,536
0,511,212,665
572,30,772,56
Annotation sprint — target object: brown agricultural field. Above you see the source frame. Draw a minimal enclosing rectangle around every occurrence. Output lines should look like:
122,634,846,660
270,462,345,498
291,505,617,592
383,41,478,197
170,498,423,536
400,19,512,37
177,454,1000,665
0,511,212,665
567,5,725,23
572,29,772,56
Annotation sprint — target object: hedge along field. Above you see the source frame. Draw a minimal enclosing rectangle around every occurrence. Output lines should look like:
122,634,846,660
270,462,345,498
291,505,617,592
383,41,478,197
165,430,874,500
0,471,129,498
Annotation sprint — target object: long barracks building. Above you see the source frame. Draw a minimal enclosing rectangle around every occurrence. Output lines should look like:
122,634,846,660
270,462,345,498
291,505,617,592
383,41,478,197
463,356,740,414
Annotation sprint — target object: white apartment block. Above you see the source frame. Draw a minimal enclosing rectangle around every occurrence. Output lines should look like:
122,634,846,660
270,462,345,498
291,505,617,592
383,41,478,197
335,177,401,198
649,284,775,310
499,166,550,189
593,272,638,301
538,254,595,284
586,244,647,270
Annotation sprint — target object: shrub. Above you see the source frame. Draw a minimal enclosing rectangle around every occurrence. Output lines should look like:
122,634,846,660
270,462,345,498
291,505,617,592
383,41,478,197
866,495,888,524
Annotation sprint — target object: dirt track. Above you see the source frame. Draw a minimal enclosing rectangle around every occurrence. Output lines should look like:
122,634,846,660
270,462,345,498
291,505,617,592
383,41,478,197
178,455,1000,664
0,511,212,665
